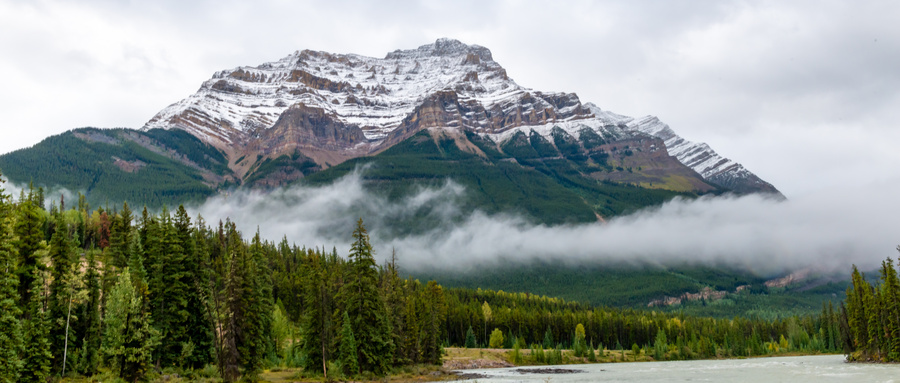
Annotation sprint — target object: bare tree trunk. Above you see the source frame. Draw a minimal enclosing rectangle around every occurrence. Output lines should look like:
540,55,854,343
62,296,72,376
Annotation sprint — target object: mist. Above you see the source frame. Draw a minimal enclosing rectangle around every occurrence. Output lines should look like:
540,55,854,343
190,172,900,277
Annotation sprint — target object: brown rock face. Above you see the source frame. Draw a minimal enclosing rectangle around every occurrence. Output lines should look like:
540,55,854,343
262,103,366,155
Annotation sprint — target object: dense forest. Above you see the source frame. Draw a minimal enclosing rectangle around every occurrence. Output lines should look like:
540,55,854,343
842,253,900,362
0,172,846,382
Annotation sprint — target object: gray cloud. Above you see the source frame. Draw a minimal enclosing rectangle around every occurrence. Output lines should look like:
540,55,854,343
189,172,900,277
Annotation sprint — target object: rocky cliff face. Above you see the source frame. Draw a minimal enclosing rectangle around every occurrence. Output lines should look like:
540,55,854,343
144,38,778,195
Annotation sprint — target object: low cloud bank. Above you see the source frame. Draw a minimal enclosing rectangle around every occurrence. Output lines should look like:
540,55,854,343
191,172,900,277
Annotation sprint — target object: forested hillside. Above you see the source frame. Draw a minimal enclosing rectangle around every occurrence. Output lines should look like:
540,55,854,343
0,128,231,208
0,173,845,382
304,129,692,226
420,262,848,319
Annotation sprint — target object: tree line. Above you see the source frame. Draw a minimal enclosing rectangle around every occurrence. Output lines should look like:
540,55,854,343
0,172,846,382
0,175,444,382
842,251,900,362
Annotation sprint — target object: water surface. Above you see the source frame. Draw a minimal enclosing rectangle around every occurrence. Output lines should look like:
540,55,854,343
456,355,899,382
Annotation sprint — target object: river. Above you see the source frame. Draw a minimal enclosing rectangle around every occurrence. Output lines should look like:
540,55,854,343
455,355,899,382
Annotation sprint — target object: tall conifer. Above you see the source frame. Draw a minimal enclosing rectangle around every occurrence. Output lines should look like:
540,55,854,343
0,174,23,383
340,219,393,375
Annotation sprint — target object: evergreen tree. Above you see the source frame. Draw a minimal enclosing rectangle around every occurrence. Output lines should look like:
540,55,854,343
0,175,23,383
20,272,51,383
338,311,359,376
102,268,158,382
47,208,75,373
654,328,668,360
78,250,102,376
465,326,477,349
573,323,587,357
402,293,420,362
107,202,132,268
14,190,44,306
299,249,333,377
421,280,445,365
880,258,900,360
240,230,274,379
339,219,393,375
543,326,554,349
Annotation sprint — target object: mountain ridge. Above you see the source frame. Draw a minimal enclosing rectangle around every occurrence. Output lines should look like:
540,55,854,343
143,38,781,197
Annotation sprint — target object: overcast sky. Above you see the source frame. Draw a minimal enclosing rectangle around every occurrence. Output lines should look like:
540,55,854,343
1,0,898,197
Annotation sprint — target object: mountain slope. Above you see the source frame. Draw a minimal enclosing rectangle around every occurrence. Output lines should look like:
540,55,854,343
0,128,231,207
144,38,778,196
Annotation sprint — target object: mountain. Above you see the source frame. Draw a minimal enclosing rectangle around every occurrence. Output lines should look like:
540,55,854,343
0,128,231,207
143,38,780,196
1,38,780,212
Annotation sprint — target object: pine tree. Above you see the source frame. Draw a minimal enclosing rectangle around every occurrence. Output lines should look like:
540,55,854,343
78,250,102,376
108,202,132,268
299,249,333,377
880,258,900,361
175,205,213,369
402,292,420,362
20,272,52,383
421,280,445,365
14,190,44,306
240,230,273,379
543,326,554,350
47,208,75,374
654,328,668,360
0,174,23,383
340,219,393,375
339,311,359,376
465,325,477,349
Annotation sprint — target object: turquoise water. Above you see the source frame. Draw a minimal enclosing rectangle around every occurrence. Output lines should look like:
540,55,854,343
456,355,899,382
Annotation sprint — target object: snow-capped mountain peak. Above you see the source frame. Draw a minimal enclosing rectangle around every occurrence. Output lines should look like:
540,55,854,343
143,38,780,196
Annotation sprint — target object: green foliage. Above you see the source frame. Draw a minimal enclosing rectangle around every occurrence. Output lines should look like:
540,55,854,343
77,250,102,376
489,328,504,348
20,272,51,383
14,192,44,307
543,327,554,349
338,311,359,376
0,175,22,383
572,323,587,357
653,328,668,361
102,268,158,381
464,326,477,348
420,262,843,318
843,253,900,362
303,129,690,228
340,219,393,375
0,128,225,208
242,150,320,187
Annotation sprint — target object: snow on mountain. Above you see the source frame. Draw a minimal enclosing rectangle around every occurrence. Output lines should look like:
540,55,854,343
628,115,782,196
143,38,779,195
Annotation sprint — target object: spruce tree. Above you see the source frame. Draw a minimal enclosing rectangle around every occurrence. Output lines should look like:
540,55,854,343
299,249,333,376
14,191,44,306
340,219,393,375
240,230,273,379
543,327,554,350
339,311,359,376
78,250,102,376
47,209,75,374
0,175,23,383
465,326,477,349
20,272,52,383
421,280,445,365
